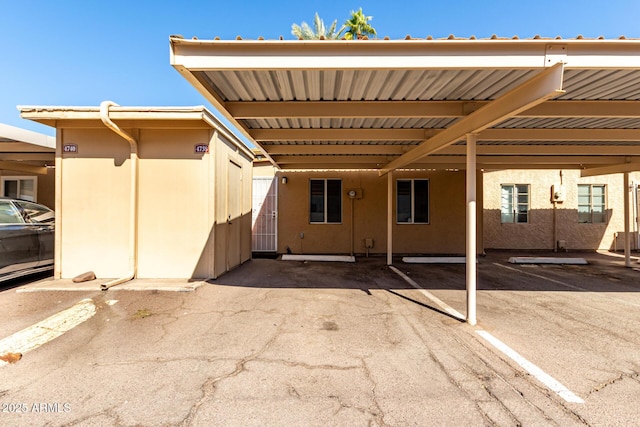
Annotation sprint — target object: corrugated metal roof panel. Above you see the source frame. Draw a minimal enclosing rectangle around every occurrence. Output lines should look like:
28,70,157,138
243,117,456,129
202,69,542,102
261,141,419,146
201,68,640,104
561,69,640,100
497,117,640,129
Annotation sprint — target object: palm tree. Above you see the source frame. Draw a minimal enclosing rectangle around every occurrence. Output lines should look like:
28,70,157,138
342,8,376,40
291,12,343,40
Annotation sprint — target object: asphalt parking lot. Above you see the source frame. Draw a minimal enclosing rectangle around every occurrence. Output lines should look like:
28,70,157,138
1,251,640,426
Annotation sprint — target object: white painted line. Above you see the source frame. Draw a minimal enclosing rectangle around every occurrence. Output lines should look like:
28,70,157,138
402,256,468,264
281,254,356,263
389,265,465,321
0,298,96,367
509,257,588,265
494,262,640,309
476,330,584,404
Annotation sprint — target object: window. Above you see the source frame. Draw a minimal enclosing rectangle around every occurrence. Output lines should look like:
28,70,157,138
0,201,24,224
1,177,37,202
309,179,341,223
578,184,606,223
397,179,429,224
501,184,529,223
15,200,54,224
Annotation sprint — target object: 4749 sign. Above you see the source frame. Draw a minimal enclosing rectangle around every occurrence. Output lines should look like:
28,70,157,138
63,144,78,153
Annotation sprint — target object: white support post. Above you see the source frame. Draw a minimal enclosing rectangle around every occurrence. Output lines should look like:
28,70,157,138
387,171,393,265
624,172,631,267
466,133,477,325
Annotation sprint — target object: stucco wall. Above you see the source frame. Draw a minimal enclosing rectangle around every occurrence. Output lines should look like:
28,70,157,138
136,128,214,279
58,128,131,278
212,134,253,277
57,126,252,280
276,169,483,255
483,169,640,251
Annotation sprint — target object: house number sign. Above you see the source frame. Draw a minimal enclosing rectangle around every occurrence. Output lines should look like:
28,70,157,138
194,144,209,154
63,144,78,153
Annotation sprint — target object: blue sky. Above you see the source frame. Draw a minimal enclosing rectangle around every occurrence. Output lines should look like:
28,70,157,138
2,0,639,136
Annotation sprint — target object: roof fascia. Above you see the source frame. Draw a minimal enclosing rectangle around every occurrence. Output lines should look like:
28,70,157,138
170,38,640,70
19,105,254,159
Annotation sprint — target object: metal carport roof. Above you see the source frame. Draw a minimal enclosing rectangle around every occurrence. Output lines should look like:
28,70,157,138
0,123,55,174
169,35,640,324
169,36,640,176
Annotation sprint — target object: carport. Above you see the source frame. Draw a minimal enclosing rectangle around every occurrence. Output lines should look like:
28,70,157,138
171,36,640,324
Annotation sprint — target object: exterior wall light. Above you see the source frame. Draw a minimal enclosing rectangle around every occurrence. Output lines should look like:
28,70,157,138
281,176,287,184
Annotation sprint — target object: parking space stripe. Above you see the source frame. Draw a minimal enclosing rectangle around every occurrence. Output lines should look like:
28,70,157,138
494,262,640,309
476,330,585,404
389,265,465,321
0,298,96,367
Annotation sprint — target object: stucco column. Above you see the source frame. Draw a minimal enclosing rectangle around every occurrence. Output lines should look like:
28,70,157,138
387,170,393,265
466,133,477,325
624,172,631,267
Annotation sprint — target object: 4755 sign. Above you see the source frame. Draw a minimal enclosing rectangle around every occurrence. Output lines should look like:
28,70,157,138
194,144,209,154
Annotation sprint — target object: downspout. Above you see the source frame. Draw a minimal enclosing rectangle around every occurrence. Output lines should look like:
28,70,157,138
99,101,138,290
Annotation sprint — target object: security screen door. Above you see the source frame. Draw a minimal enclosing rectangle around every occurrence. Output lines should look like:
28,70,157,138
251,177,277,252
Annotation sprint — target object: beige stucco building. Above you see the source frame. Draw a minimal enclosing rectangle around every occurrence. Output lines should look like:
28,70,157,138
0,123,55,208
273,169,482,256
20,104,254,281
484,169,640,251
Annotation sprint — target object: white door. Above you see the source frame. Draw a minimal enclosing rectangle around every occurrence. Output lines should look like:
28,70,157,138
252,177,278,252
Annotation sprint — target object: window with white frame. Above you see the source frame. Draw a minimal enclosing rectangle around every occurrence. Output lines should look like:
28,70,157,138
396,179,429,224
1,177,37,202
501,184,529,223
309,179,341,223
578,184,606,223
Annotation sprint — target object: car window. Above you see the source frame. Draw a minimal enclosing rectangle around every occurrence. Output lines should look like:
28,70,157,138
0,201,25,224
14,201,54,224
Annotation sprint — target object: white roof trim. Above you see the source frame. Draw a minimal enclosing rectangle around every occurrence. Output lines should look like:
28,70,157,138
0,123,55,149
18,105,254,160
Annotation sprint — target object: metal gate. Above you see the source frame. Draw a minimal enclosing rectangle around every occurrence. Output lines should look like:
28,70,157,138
252,177,278,252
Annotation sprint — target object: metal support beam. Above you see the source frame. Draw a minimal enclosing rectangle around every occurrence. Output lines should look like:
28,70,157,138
466,133,477,326
387,171,393,265
624,172,631,267
227,100,640,120
581,162,640,177
379,63,565,175
0,161,47,175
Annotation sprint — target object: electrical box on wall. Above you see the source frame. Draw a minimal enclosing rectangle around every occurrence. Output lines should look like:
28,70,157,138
551,184,565,203
347,188,363,199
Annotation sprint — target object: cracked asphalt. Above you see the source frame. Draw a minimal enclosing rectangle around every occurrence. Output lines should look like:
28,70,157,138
1,251,640,426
